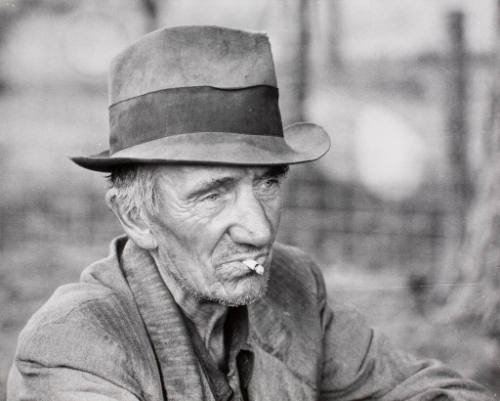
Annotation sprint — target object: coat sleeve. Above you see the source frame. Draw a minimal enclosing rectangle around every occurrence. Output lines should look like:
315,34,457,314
310,265,495,401
7,307,143,401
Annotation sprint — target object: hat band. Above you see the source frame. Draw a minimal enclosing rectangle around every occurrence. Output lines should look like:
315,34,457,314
109,85,283,154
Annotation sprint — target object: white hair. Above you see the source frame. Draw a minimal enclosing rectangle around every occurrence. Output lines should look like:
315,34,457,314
108,165,162,220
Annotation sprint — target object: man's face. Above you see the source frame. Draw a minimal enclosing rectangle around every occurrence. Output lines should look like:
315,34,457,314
146,165,287,306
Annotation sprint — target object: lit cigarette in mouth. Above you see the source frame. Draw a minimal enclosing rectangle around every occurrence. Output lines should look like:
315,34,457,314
242,259,264,275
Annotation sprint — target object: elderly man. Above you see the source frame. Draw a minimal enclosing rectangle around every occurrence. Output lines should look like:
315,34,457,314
7,26,493,401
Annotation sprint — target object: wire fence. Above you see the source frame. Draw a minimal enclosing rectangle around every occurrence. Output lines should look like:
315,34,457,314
0,167,460,274
278,166,459,271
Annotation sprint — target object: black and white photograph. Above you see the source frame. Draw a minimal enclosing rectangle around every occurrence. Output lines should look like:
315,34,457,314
1,0,499,399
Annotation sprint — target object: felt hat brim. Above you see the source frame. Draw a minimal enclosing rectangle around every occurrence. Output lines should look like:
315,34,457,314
70,122,330,172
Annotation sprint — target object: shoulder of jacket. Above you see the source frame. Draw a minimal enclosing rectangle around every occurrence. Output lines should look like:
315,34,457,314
19,283,114,337
13,282,145,391
13,281,143,397
15,278,138,366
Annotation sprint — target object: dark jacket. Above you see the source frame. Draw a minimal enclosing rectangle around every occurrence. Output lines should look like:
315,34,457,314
7,237,493,400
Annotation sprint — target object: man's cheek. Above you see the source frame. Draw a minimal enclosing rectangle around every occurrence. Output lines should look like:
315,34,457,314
189,229,221,260
266,202,282,231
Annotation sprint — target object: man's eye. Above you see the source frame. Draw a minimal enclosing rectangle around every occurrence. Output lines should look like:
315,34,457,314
202,192,221,201
256,177,282,193
262,178,279,187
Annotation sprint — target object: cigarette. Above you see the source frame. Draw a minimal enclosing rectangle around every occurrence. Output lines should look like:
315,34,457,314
242,259,264,275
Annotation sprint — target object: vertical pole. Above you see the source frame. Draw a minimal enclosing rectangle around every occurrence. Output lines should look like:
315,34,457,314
296,0,311,121
140,0,158,32
487,0,500,155
446,10,471,240
327,0,343,76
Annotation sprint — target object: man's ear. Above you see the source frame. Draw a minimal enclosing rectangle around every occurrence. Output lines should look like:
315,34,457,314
105,189,158,250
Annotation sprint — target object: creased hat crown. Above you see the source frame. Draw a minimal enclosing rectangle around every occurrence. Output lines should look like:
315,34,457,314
110,25,277,105
70,25,330,172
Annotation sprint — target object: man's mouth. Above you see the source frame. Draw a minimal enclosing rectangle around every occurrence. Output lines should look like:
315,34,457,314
219,253,268,266
215,253,268,277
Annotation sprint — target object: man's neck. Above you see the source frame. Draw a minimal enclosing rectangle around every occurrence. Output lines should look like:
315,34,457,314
171,283,229,344
151,253,229,368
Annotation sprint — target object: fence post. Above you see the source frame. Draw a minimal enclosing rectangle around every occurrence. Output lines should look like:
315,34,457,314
140,0,159,32
446,10,472,240
327,0,344,77
484,0,500,156
295,0,311,121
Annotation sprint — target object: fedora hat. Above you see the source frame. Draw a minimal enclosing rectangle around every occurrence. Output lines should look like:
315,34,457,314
71,25,330,172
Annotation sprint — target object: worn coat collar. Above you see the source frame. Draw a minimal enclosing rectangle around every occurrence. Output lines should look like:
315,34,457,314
110,237,293,401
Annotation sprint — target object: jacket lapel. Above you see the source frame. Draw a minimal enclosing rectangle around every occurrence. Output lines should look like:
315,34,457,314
246,261,319,401
248,296,291,361
120,240,207,401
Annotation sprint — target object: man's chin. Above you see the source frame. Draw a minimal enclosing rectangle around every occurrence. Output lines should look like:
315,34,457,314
207,278,269,306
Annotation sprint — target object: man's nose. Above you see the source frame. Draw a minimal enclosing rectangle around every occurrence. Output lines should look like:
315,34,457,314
228,189,273,248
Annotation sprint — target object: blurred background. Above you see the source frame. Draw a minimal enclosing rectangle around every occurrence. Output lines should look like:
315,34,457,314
1,0,500,397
